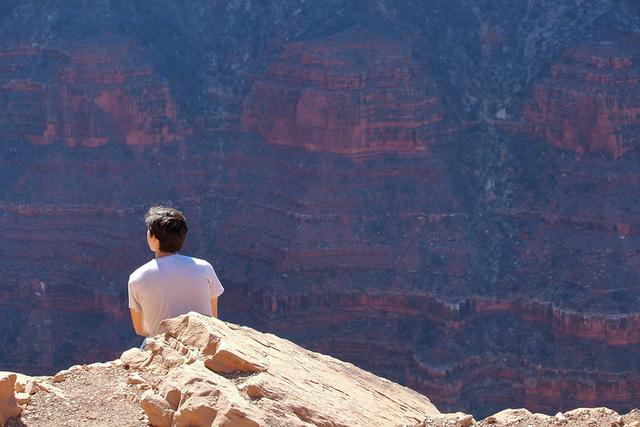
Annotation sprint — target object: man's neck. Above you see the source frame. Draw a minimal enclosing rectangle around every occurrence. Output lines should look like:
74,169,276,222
155,251,177,259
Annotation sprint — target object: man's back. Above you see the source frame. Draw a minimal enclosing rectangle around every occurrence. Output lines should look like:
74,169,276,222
128,254,224,336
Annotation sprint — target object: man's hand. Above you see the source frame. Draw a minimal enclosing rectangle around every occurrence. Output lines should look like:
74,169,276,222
130,310,148,336
210,297,219,319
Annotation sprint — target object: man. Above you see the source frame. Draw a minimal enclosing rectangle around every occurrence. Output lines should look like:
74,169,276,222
128,206,224,340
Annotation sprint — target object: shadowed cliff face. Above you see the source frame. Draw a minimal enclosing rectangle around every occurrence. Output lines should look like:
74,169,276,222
0,45,181,147
242,27,449,154
512,38,640,157
2,0,640,418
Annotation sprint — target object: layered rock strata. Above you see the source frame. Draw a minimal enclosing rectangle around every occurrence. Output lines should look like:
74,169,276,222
242,27,449,155
0,45,181,147
511,38,640,157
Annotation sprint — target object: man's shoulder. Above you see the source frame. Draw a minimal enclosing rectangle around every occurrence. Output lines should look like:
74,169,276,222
179,255,213,269
129,259,157,284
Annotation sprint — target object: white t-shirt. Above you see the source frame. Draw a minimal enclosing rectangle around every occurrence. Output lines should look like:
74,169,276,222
128,254,224,337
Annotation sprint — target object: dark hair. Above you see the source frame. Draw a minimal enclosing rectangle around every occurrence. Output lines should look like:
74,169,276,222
144,206,188,253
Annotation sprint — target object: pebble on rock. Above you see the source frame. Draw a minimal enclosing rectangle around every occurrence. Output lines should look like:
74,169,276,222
14,393,32,405
24,380,39,395
127,373,144,385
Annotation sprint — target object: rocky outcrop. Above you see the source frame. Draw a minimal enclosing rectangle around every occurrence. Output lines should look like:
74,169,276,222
242,27,450,155
122,312,439,426
0,373,21,424
513,38,640,157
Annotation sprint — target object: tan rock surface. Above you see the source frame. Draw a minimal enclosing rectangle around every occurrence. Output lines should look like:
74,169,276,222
10,361,148,427
0,373,21,424
122,312,440,426
140,389,174,427
51,371,66,383
14,392,31,405
0,372,34,394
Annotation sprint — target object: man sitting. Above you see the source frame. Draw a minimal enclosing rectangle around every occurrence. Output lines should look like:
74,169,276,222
128,206,224,341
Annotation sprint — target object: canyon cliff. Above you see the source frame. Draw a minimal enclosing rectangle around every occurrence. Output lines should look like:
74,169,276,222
2,0,640,419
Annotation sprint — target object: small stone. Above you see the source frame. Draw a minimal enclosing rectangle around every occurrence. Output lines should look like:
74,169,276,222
162,386,181,411
14,393,31,405
121,348,151,369
172,396,218,426
140,390,174,427
612,416,625,427
484,416,496,424
24,380,42,395
52,372,66,383
456,415,474,427
127,373,144,385
24,380,38,395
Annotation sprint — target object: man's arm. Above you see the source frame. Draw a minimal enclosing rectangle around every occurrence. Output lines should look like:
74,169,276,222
130,310,148,336
210,297,219,319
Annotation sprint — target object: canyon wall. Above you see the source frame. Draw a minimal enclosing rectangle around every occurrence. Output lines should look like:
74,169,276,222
0,45,181,148
241,27,449,154
508,38,640,158
2,0,640,419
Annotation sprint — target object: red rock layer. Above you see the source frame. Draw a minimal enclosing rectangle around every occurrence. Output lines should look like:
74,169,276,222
518,39,640,157
260,290,640,346
0,45,181,147
242,27,447,155
0,203,139,313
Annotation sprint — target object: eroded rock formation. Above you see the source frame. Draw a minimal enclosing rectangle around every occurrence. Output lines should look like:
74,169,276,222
515,38,640,157
0,44,181,147
242,27,449,155
126,312,439,426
